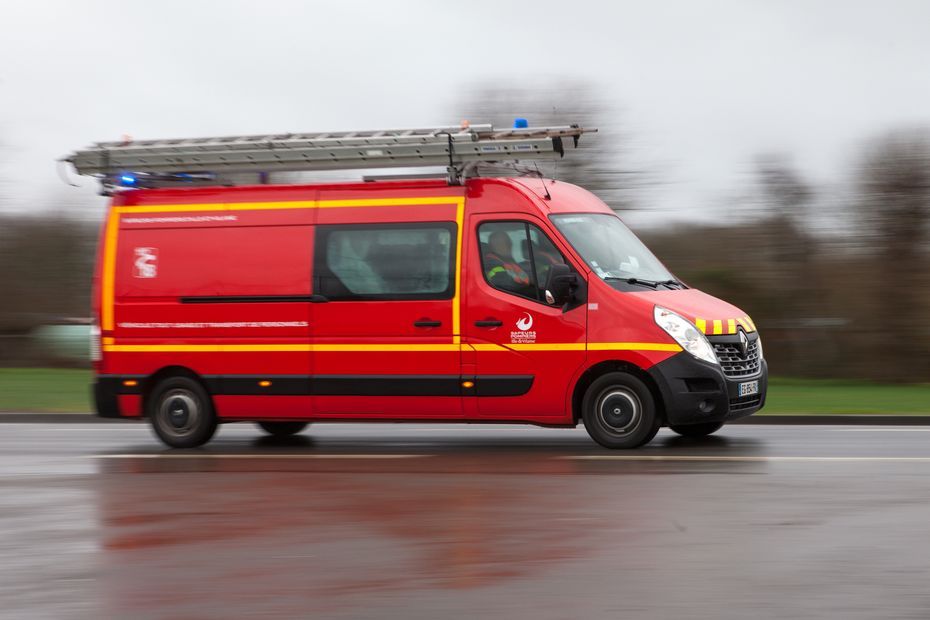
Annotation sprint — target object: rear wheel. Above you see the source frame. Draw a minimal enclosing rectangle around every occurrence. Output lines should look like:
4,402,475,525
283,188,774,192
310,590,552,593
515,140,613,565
148,376,217,449
257,421,309,437
669,421,724,437
582,372,660,449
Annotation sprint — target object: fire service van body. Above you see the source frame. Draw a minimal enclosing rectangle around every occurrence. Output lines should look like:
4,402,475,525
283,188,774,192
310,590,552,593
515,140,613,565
68,123,767,448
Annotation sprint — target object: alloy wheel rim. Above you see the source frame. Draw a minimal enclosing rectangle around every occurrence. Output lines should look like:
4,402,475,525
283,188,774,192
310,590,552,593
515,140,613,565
157,389,201,438
596,388,642,437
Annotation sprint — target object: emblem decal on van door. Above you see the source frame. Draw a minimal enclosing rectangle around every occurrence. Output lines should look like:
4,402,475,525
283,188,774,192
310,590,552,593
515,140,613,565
133,247,158,278
511,313,536,344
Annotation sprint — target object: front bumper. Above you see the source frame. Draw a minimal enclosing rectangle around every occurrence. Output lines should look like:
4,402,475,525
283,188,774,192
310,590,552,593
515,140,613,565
647,352,768,426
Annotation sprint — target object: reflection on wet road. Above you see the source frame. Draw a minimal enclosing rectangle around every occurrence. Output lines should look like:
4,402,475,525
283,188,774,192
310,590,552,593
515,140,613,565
3,423,930,619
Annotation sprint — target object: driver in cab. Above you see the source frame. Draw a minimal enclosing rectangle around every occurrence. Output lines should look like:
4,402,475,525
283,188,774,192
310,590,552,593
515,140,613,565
484,231,533,294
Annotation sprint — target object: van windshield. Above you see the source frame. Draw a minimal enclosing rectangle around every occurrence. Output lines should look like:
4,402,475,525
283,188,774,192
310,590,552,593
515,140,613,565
550,213,675,285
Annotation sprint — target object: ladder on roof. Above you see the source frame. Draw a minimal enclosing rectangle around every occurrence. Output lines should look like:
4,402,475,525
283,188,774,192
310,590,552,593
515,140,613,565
63,122,596,190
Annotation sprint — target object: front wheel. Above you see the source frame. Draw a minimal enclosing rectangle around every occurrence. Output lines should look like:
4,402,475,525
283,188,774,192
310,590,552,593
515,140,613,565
148,376,218,449
669,421,724,437
582,372,661,449
257,421,309,437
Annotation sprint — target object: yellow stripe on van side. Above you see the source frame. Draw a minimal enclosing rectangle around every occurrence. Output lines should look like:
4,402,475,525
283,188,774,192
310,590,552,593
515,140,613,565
113,196,465,214
102,341,682,354
316,197,464,209
727,319,736,334
507,343,587,351
588,342,682,352
695,318,707,334
712,319,723,335
100,211,121,331
452,198,465,344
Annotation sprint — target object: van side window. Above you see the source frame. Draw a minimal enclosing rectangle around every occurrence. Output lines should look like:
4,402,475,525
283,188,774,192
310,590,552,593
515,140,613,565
478,221,567,303
315,223,456,300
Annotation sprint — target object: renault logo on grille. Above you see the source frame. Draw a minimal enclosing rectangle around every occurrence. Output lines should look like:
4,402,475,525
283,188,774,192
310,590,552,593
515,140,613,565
738,329,750,358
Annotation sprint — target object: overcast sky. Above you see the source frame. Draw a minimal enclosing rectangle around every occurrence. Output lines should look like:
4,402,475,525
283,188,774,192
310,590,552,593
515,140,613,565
3,0,930,225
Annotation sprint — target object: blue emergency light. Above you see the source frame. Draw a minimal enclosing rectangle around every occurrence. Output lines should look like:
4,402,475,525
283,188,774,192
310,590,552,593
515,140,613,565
120,174,137,186
513,118,529,129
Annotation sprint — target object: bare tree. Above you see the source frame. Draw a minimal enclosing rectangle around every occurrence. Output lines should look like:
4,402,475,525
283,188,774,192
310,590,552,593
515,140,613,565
855,128,930,380
451,80,639,210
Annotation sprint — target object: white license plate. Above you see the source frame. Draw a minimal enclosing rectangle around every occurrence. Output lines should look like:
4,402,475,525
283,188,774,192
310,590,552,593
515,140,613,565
738,380,759,397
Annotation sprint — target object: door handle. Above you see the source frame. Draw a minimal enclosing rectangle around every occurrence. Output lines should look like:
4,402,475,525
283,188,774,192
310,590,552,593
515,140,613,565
414,319,442,328
474,319,503,328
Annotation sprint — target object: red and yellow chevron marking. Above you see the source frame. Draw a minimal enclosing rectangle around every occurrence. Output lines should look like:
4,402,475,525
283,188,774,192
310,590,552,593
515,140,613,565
694,316,756,335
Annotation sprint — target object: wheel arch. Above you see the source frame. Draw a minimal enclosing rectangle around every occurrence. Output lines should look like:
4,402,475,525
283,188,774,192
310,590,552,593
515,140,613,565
571,360,666,425
142,366,211,417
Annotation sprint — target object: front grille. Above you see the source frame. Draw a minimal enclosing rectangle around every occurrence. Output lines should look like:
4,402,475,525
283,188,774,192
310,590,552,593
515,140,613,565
713,339,761,378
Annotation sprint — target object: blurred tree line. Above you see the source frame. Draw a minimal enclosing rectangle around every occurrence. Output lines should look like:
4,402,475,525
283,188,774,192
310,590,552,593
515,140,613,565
0,213,98,365
0,86,928,381
642,130,930,383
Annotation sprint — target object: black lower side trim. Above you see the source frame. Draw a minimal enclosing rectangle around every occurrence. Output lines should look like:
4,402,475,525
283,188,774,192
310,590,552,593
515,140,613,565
473,375,534,397
99,374,534,398
205,374,534,397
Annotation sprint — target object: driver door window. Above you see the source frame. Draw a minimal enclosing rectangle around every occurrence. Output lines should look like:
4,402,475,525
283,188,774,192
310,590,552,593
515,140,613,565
477,221,567,303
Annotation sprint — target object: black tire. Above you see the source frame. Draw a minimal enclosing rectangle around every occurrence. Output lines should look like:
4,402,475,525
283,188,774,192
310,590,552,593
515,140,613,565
148,376,218,449
257,421,309,437
582,371,661,449
669,421,725,438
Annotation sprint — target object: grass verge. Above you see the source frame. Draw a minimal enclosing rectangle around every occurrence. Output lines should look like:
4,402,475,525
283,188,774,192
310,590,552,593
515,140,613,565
0,368,92,412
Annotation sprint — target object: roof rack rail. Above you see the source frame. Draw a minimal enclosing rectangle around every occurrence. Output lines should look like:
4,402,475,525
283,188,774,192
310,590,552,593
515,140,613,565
63,122,595,191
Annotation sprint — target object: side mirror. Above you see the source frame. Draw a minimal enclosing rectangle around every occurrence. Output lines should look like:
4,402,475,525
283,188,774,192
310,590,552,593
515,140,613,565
544,263,577,307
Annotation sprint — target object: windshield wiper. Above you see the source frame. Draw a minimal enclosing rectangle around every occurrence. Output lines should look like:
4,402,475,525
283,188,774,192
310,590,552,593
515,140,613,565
656,279,687,289
604,276,660,288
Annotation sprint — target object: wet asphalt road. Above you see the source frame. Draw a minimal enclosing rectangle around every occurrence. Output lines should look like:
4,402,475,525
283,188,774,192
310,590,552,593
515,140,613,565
4,422,930,619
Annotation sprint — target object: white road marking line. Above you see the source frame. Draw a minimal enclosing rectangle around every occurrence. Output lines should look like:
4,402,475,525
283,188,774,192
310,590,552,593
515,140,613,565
43,427,146,431
832,428,930,432
561,455,930,462
91,453,431,459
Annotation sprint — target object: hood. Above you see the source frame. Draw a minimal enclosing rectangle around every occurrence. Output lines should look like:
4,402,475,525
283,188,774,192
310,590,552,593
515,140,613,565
631,288,757,336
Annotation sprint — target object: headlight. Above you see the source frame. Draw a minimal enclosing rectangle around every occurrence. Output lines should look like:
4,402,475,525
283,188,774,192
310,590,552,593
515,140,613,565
653,306,718,365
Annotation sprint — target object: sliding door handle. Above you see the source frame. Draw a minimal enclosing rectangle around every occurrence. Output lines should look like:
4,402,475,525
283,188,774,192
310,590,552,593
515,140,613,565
413,319,442,328
474,319,503,328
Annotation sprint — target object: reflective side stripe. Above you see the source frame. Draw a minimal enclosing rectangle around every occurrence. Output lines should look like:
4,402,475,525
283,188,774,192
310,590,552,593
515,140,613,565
103,344,462,353
588,342,682,352
695,318,707,334
103,341,681,353
712,319,723,335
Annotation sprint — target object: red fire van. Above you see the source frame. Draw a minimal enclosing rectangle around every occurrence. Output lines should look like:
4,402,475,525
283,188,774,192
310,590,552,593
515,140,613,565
71,124,767,448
